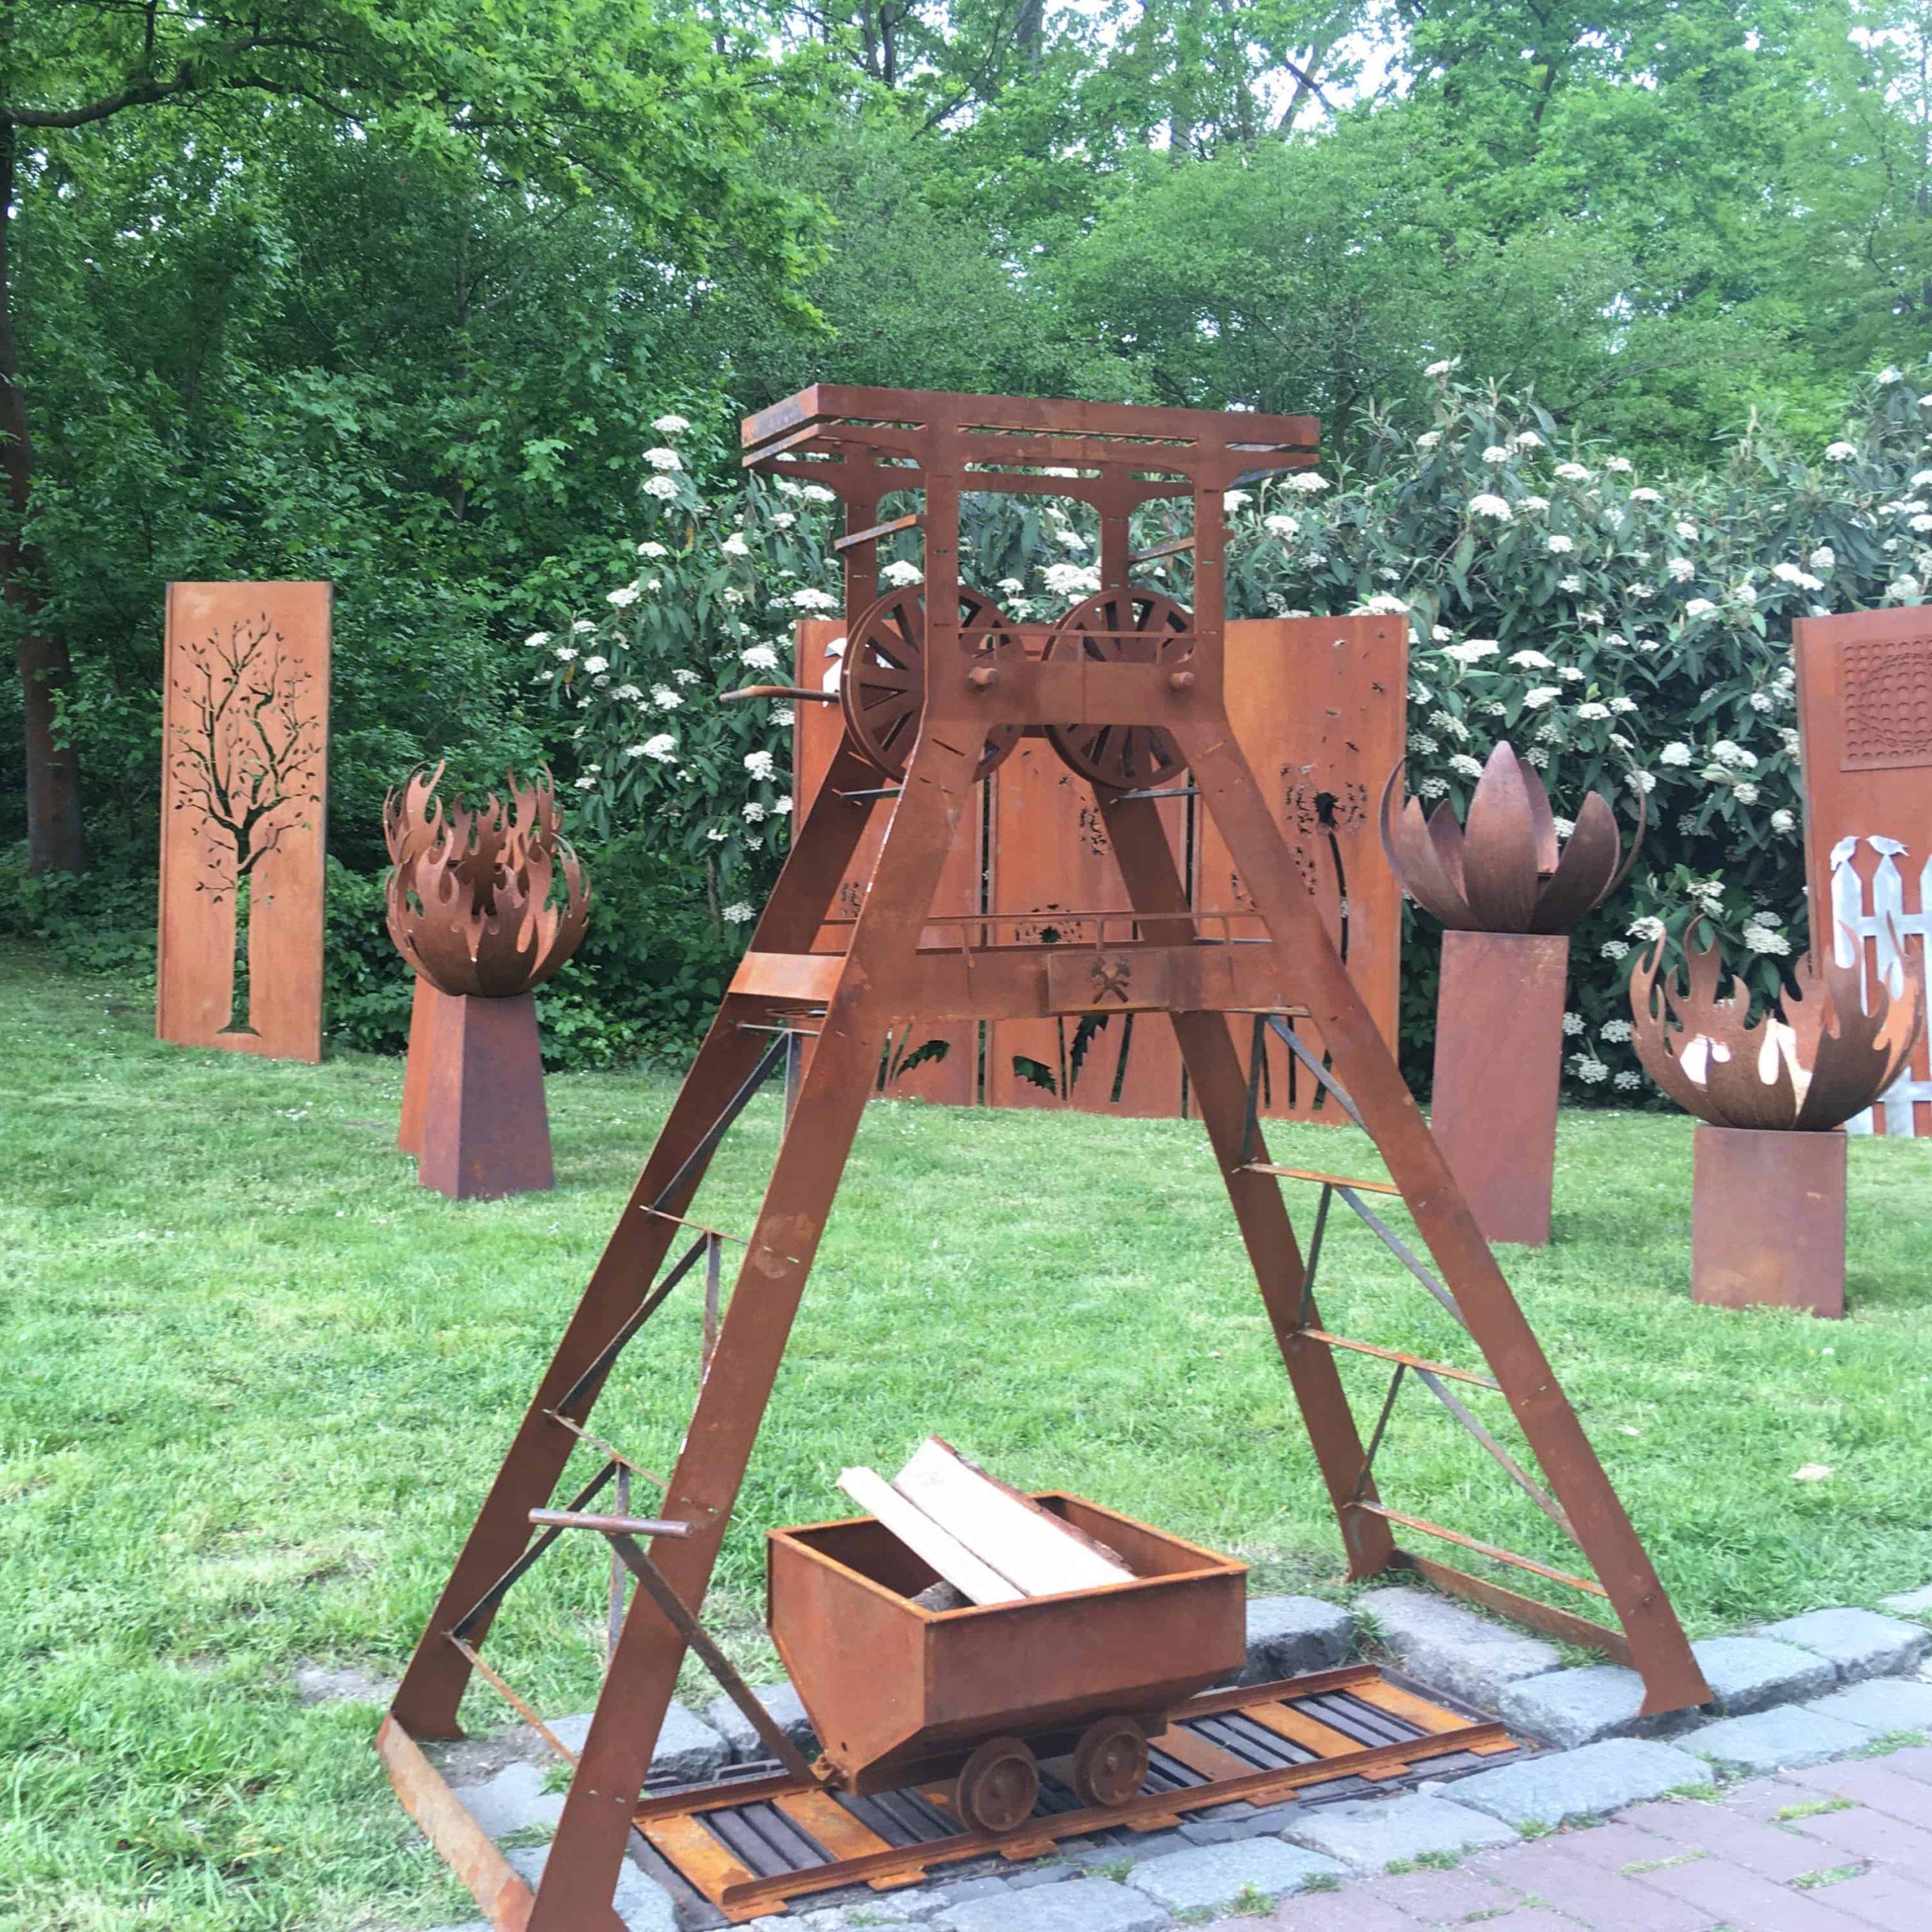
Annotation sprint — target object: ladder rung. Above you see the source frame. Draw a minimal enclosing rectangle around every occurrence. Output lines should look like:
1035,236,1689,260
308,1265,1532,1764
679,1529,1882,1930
835,512,923,552
1352,1503,1608,1597
1296,1330,1499,1390
1243,1163,1401,1196
645,1207,748,1246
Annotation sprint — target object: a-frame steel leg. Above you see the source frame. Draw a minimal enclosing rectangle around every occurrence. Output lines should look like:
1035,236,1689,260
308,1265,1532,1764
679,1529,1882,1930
1177,721,1709,1715
391,740,896,1741
1100,793,1396,1580
524,727,981,1932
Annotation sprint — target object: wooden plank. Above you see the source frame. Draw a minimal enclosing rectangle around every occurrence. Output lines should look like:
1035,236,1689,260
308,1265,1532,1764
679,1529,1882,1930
1244,1701,1407,1781
776,1790,898,1864
1150,1724,1257,1783
1347,1678,1475,1737
641,1812,758,1902
835,1466,1026,1605
889,1439,1134,1595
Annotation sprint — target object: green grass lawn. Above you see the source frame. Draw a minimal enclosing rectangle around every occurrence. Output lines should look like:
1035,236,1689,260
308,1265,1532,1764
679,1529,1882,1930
4,944,1932,1930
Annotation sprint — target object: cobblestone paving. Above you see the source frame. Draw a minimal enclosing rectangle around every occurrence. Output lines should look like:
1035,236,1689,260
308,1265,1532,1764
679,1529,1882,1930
1241,1742,1932,1930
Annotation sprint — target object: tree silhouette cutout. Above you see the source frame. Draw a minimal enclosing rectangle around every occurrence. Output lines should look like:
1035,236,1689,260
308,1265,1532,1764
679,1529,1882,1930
168,614,324,1034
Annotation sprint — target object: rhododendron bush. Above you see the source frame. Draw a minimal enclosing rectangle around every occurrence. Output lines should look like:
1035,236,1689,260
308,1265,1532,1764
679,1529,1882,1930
534,373,1932,1094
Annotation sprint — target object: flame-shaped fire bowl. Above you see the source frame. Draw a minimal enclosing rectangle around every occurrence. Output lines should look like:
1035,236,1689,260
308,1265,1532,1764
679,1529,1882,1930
383,765,591,1200
1380,743,1644,1248
1630,920,1923,1315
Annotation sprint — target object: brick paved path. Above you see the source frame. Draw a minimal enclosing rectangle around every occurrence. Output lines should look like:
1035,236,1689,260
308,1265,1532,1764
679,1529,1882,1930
1257,1745,1932,1930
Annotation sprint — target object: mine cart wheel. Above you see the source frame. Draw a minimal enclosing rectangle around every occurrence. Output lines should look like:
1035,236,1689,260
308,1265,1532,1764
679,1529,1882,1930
954,1734,1040,1834
1043,589,1193,791
841,585,1021,781
1071,1715,1149,1808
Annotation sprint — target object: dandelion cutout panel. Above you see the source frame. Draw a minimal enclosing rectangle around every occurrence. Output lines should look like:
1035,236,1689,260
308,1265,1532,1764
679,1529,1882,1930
1795,610,1932,1134
791,614,1402,1115
157,583,331,1062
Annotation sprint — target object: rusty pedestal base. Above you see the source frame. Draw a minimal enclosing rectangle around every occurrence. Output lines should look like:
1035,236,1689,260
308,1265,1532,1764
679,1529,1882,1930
1692,1124,1846,1318
418,990,555,1200
397,974,441,1155
1429,931,1568,1247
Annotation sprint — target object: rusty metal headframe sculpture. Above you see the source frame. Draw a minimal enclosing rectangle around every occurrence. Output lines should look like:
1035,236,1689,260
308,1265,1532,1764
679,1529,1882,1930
1380,741,1642,1247
385,764,589,1199
380,389,1710,1932
1629,918,1923,1318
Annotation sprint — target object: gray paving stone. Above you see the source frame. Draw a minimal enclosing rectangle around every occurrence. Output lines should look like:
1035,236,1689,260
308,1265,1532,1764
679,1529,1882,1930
543,1701,728,1783
1755,1607,1931,1683
506,1846,678,1932
1006,1865,1077,1891
1499,1664,1649,1748
451,1760,562,1840
1685,1704,1876,1773
1123,1837,1343,1912
1805,1675,1932,1732
1879,1581,1932,1619
1447,1737,1715,1829
1692,1635,1839,1715
704,1680,819,1762
1354,1587,1561,1709
861,1886,948,1920
936,1876,1010,1903
1238,1595,1355,1683
1277,1792,1516,1872
936,1875,1171,1932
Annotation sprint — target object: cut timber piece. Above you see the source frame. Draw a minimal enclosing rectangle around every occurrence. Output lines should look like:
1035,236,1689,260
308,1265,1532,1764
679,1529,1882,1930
890,1438,1135,1596
836,1467,1025,1605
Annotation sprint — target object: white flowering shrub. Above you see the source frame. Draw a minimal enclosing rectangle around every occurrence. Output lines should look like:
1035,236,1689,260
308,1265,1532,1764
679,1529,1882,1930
532,376,1930,1093
1201,366,1932,1094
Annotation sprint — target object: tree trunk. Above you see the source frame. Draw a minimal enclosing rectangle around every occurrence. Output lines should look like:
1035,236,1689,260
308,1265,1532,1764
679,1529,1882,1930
0,121,87,872
221,869,257,1035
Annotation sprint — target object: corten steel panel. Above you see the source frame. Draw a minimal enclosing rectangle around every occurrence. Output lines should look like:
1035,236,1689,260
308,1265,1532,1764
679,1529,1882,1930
986,738,1187,1115
156,581,331,1061
1194,617,1407,1124
1795,611,1932,1135
1429,931,1568,1247
767,1494,1244,1789
793,619,977,1103
1691,1123,1846,1318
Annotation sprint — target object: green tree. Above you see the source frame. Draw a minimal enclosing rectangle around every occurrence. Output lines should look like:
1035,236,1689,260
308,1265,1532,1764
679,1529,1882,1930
0,0,818,872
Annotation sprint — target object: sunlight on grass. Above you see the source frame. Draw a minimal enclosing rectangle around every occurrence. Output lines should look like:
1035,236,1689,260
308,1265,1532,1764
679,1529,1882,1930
3,947,1930,1929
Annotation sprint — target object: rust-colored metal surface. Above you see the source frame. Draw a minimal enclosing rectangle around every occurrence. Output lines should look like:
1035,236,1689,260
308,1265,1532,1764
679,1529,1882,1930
416,989,555,1201
768,1493,1245,1790
626,1666,1518,1923
1379,740,1641,934
1795,610,1932,1135
156,581,331,1062
383,767,588,1197
384,765,588,999
384,387,1709,1932
1196,615,1407,1122
1691,1124,1847,1318
986,737,1188,1115
795,619,977,1103
1430,931,1568,1247
1629,918,1921,1131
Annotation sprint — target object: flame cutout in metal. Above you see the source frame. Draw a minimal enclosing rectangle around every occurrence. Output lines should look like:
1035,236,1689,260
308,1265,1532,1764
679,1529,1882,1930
1378,740,1643,933
1629,918,1923,1131
383,764,589,998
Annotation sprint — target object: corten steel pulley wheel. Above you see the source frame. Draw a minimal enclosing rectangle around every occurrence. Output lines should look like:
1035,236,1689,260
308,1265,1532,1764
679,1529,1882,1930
953,1734,1040,1833
841,585,1021,780
1044,589,1194,790
1071,1715,1149,1807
